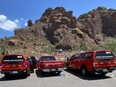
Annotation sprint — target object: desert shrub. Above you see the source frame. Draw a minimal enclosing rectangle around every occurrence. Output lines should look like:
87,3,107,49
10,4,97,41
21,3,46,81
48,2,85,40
42,45,56,53
102,37,116,53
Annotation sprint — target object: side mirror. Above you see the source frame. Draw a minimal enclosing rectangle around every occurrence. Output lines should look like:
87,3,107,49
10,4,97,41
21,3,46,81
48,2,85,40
67,57,70,60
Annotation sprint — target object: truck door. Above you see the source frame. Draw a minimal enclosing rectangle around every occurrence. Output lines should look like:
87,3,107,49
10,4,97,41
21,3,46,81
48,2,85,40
68,55,75,68
83,52,93,71
79,52,93,71
73,53,80,69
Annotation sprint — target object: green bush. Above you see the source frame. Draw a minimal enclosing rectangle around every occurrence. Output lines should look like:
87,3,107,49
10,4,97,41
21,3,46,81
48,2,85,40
71,45,88,52
42,45,56,53
103,37,116,53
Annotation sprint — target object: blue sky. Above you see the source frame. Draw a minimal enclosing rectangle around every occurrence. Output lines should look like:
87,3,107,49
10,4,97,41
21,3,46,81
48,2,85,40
0,0,116,38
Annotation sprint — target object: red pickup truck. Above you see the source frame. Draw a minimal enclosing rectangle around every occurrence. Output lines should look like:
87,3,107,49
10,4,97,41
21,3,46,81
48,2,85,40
0,54,30,78
37,55,64,75
67,50,116,76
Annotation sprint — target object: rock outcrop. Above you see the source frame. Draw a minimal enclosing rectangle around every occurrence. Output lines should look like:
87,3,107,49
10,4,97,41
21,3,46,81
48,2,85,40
14,7,116,50
28,20,33,27
77,7,116,45
39,7,86,49
8,39,18,46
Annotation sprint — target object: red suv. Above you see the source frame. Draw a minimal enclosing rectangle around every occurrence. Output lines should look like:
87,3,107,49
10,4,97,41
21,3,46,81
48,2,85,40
67,50,116,76
1,54,30,77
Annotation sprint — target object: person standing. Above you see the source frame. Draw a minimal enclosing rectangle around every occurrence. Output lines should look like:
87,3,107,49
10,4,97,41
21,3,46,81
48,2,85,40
29,57,34,73
29,56,37,73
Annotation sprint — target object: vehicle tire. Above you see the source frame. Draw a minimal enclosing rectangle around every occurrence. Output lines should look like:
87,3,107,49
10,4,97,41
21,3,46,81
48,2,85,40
26,71,30,76
66,64,70,70
56,71,61,75
38,69,43,77
5,74,10,78
81,67,87,76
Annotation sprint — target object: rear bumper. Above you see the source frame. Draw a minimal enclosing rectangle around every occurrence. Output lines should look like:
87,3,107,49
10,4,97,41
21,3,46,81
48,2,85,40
1,70,28,75
92,67,116,73
42,68,63,72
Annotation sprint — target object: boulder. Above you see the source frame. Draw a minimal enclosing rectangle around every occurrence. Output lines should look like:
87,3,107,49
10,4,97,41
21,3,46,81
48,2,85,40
28,19,33,27
8,39,18,46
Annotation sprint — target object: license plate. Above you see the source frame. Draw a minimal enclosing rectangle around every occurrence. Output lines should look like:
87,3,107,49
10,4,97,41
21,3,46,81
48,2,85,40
44,69,50,72
51,69,56,71
58,68,63,71
103,69,108,72
12,71,18,74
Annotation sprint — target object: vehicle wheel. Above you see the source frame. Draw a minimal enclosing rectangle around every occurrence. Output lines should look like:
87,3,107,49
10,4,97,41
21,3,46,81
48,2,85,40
81,67,87,76
56,71,61,75
5,74,10,78
66,64,70,70
38,69,43,77
26,71,30,76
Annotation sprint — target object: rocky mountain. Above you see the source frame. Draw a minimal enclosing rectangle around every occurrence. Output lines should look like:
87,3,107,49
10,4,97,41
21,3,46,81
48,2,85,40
0,6,116,55
38,6,116,49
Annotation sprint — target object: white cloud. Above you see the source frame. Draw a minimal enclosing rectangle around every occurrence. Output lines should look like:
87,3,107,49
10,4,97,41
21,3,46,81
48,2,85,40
0,15,7,22
14,19,20,23
0,15,27,31
24,22,27,26
0,20,18,31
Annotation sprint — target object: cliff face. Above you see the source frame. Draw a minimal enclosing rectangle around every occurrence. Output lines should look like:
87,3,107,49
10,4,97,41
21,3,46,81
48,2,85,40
78,7,116,39
1,6,116,53
40,7,79,49
39,7,98,49
38,6,116,49
76,7,116,47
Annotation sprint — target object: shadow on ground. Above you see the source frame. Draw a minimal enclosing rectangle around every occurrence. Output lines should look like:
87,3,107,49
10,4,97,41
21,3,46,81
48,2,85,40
35,70,62,78
0,74,28,81
64,69,111,80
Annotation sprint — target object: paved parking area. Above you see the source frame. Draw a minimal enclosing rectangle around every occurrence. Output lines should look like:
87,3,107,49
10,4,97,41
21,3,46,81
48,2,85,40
0,70,116,87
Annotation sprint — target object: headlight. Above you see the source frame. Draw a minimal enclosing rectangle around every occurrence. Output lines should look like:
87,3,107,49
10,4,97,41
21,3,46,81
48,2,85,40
0,65,3,69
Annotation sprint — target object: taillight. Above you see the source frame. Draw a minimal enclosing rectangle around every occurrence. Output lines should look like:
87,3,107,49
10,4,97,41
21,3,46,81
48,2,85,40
23,63,27,68
93,62,98,67
40,62,44,66
18,64,23,67
113,62,116,64
100,62,104,64
108,62,111,64
5,65,10,67
44,63,48,67
0,65,3,69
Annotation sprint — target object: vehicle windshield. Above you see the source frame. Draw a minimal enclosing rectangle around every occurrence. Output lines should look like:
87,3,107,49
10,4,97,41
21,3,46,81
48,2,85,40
96,51,115,60
2,55,24,63
42,56,55,61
